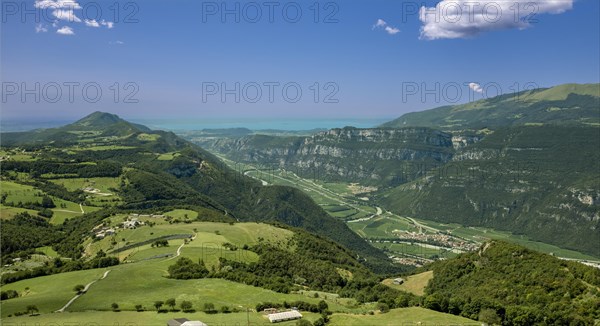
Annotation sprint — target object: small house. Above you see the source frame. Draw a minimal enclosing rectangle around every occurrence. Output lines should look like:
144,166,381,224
166,318,207,326
393,278,405,285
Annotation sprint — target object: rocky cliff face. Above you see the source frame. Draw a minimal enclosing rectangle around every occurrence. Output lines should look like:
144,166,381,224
196,127,465,185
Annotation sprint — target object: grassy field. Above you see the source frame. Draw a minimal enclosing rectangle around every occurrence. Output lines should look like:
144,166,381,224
0,269,106,317
137,133,162,141
329,307,477,325
165,209,199,220
87,221,294,263
0,180,100,224
72,145,137,151
49,177,120,193
0,204,39,219
35,246,60,258
382,271,434,296
0,149,38,161
348,215,419,238
373,242,456,260
157,152,181,160
1,310,322,325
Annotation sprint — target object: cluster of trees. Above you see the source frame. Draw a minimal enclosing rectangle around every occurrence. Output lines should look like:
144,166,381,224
151,239,169,247
9,305,38,317
0,289,19,300
256,300,329,314
339,281,417,309
203,232,372,294
0,222,119,284
423,241,600,325
165,231,367,294
167,257,209,279
149,299,204,313
2,245,119,285
1,212,60,259
2,160,122,179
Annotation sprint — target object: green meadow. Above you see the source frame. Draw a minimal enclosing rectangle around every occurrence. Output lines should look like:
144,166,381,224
329,307,477,325
0,181,100,224
1,310,322,325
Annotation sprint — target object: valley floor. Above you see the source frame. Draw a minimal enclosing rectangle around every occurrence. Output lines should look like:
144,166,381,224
224,156,600,266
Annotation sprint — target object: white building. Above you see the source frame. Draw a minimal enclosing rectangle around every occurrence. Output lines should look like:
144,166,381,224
267,310,303,323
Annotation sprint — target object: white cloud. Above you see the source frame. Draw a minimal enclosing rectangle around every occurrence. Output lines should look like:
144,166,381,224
109,40,125,45
373,18,400,36
385,26,401,35
52,9,81,23
419,0,574,40
56,26,75,35
469,82,483,93
34,0,114,37
100,20,115,29
373,19,387,29
35,24,48,33
35,0,81,9
85,19,100,27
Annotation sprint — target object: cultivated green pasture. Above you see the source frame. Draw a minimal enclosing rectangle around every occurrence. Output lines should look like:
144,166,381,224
330,307,477,325
49,177,121,193
412,218,600,260
164,209,199,220
1,310,322,325
0,181,100,224
347,216,419,239
0,204,38,219
0,269,106,317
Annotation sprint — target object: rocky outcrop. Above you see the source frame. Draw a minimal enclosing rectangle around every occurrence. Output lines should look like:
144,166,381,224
196,127,459,185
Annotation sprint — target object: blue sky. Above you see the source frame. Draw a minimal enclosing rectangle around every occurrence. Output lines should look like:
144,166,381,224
1,0,599,124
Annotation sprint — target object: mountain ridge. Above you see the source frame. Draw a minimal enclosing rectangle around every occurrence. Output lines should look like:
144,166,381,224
381,83,600,130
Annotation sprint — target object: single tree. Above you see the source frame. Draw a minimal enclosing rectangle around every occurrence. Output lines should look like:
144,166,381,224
165,298,176,311
317,300,328,313
376,302,390,313
180,300,193,312
154,300,164,312
135,304,143,312
203,302,215,314
26,305,38,315
41,195,55,208
73,284,85,294
111,303,119,311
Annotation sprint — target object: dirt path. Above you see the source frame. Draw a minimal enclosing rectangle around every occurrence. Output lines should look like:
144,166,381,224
53,209,81,214
56,270,111,313
166,233,197,261
79,203,85,214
